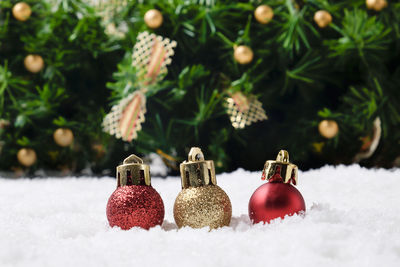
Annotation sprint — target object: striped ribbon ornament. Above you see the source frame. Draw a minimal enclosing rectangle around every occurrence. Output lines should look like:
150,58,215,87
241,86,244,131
103,32,177,142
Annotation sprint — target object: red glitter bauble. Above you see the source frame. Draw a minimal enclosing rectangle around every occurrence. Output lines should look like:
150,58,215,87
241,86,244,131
248,182,305,224
106,185,164,230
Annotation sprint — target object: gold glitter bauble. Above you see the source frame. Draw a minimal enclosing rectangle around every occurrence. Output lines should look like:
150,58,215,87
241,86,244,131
234,45,254,65
24,54,44,73
12,2,32,22
254,5,274,24
318,120,339,139
53,128,74,147
144,9,163,29
17,148,37,167
173,185,232,229
366,0,387,11
314,10,332,28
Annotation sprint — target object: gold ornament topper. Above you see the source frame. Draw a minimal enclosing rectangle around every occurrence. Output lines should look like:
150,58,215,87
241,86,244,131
179,147,217,189
103,32,176,142
116,154,151,187
262,150,298,185
224,92,268,129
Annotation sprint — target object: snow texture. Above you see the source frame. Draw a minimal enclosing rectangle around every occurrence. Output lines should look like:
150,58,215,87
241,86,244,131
0,165,399,267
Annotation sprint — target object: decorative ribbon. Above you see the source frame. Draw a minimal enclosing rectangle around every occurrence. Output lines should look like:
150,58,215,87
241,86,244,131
224,91,268,129
103,32,177,142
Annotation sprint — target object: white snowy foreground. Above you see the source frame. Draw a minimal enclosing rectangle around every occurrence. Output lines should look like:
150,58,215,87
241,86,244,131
0,165,399,267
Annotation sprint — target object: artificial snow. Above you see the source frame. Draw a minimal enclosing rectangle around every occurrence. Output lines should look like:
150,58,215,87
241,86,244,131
0,165,399,267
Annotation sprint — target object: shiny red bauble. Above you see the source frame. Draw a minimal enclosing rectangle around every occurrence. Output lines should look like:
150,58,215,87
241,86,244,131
106,185,164,230
249,182,305,224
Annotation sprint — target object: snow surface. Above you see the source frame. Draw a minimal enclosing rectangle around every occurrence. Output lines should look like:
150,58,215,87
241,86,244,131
0,165,399,267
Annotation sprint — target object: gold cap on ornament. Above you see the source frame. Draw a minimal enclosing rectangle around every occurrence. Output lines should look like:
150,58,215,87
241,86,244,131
116,154,151,187
179,147,217,189
262,150,298,185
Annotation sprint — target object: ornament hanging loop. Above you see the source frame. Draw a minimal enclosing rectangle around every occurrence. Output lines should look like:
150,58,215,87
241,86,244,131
262,150,298,185
276,150,290,163
123,154,144,164
188,147,205,162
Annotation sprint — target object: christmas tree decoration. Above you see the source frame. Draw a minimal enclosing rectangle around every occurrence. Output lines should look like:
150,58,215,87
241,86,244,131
12,2,32,22
90,0,128,18
104,23,126,39
156,149,179,170
0,119,10,129
144,9,163,29
249,150,306,224
233,45,254,64
89,0,128,38
314,10,332,28
1,0,400,173
103,32,177,141
224,92,268,129
53,128,74,147
103,90,147,142
106,154,165,230
254,5,274,24
24,54,44,73
366,0,388,11
318,119,339,139
173,147,232,229
17,148,37,167
131,32,177,85
354,117,382,162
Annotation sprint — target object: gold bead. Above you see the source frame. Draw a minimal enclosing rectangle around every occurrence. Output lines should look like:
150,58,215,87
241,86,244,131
53,128,74,147
174,185,232,229
366,0,387,11
24,54,44,73
314,10,332,28
234,45,254,65
12,2,32,22
0,119,10,129
366,0,377,9
17,148,37,167
144,9,163,29
318,120,339,139
377,0,388,11
254,5,274,24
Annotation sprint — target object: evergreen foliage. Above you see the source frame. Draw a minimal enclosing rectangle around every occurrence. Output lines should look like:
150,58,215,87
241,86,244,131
0,0,399,174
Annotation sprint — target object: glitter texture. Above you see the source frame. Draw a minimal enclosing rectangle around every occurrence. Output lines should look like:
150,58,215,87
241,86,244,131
173,185,232,229
106,185,164,230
